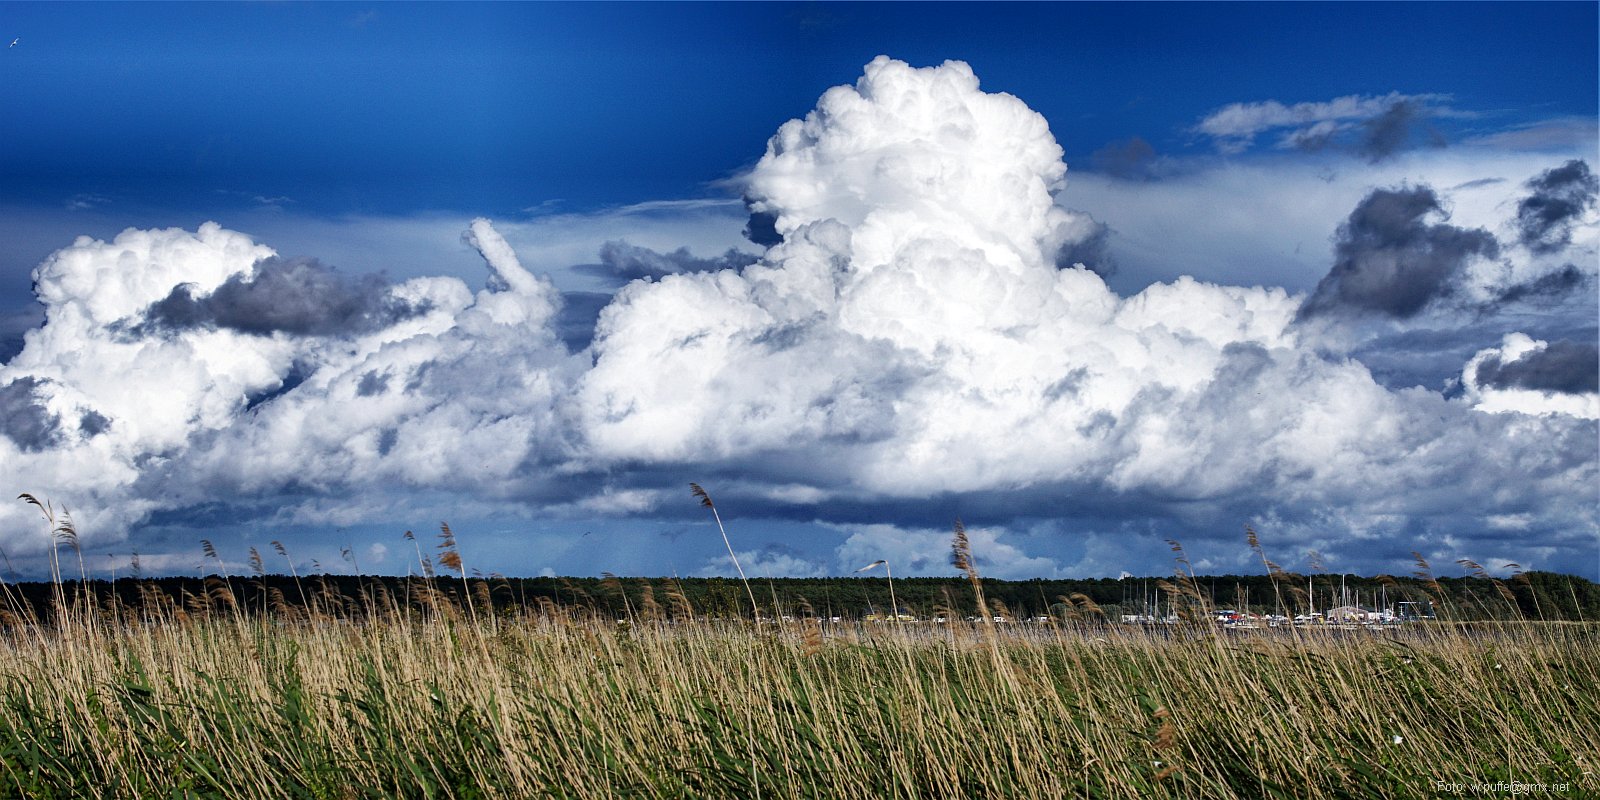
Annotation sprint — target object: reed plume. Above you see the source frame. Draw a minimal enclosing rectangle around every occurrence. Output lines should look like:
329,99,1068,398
689,483,758,620
951,519,991,622
438,522,476,623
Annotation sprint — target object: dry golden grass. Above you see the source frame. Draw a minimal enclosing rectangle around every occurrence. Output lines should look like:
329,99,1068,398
1,507,1594,798
0,596,1595,799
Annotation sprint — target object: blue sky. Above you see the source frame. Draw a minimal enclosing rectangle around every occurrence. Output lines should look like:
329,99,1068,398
0,2,1595,583
3,3,1593,216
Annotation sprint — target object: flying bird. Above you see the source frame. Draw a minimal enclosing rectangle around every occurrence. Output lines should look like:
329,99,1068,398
8,38,17,48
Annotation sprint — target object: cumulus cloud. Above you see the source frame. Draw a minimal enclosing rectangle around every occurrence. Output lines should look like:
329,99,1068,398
172,216,578,504
1297,186,1499,320
0,57,1593,578
703,544,828,579
584,56,1592,543
462,217,547,298
1,224,283,539
833,522,1061,580
1196,92,1454,160
1464,334,1599,419
0,217,577,551
1515,160,1598,253
1475,338,1598,396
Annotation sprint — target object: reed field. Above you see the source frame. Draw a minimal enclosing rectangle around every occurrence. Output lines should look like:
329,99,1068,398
2,600,1597,799
1,510,1596,798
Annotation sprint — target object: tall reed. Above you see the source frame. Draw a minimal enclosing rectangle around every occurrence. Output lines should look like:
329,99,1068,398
0,501,1594,798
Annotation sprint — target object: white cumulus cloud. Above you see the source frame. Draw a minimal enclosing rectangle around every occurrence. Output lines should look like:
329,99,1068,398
1463,333,1600,420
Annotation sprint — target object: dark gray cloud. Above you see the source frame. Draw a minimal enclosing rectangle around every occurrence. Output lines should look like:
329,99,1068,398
141,257,426,337
79,410,110,437
1450,177,1506,192
1515,160,1597,254
1358,99,1444,162
1491,263,1590,309
576,240,759,285
0,376,63,452
1477,340,1599,395
1298,186,1499,320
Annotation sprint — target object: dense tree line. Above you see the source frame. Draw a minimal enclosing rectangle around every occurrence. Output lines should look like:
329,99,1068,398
3,570,1597,624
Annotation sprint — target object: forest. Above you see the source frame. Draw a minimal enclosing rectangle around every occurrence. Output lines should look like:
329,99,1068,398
4,569,1596,624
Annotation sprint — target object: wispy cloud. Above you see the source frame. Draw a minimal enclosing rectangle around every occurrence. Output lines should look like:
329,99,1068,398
611,198,742,214
1194,92,1464,161
1463,116,1600,152
64,193,111,211
215,189,294,211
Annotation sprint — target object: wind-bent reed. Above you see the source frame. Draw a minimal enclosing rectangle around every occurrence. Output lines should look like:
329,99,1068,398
0,506,1594,798
2,589,1595,800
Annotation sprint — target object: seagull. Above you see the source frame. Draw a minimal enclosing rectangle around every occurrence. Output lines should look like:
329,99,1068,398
8,38,17,48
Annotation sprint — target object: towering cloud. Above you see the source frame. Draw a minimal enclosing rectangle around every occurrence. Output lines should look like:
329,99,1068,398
583,56,1592,540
